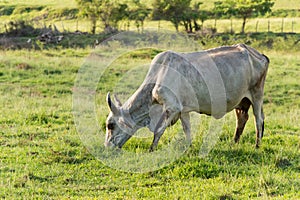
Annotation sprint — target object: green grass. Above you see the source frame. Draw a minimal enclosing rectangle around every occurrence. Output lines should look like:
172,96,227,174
0,35,299,199
0,1,299,199
0,0,77,8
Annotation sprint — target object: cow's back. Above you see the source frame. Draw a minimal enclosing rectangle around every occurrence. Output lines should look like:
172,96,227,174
147,44,269,115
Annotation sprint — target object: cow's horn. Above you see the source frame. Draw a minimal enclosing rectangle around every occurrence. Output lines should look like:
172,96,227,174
113,94,122,107
106,92,120,115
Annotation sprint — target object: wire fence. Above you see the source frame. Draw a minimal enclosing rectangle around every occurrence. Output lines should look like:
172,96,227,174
203,18,299,34
0,17,299,35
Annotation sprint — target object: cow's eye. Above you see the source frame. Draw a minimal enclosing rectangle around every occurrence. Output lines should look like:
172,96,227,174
107,123,114,130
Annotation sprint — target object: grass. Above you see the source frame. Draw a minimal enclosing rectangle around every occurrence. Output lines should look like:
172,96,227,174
0,1,299,199
0,0,77,8
3,0,298,10
0,35,299,198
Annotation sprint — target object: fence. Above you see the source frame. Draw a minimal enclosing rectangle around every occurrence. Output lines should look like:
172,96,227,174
205,18,299,34
0,17,299,35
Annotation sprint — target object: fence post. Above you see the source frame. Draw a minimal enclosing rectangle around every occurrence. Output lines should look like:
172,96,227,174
292,20,294,33
281,18,284,33
158,20,161,31
230,18,233,34
4,23,8,33
214,19,217,30
268,20,270,32
256,20,259,33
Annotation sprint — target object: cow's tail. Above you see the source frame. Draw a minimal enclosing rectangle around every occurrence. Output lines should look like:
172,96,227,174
261,54,270,74
262,54,269,64
262,54,270,68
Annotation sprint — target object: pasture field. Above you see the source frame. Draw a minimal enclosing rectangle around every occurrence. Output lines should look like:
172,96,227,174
0,34,299,199
0,0,300,199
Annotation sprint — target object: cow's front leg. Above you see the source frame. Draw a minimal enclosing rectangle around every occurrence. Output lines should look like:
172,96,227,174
180,113,191,145
149,109,179,152
149,111,167,152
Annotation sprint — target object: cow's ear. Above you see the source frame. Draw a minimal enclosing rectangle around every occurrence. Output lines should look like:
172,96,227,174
106,92,120,115
113,94,122,107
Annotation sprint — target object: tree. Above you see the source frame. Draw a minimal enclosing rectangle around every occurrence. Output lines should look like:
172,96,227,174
128,0,151,32
152,0,192,32
76,0,129,34
198,10,210,32
99,0,128,32
212,1,224,30
76,0,102,34
216,0,274,33
181,2,201,33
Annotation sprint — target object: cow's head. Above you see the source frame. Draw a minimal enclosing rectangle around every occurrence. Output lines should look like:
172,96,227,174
105,93,135,148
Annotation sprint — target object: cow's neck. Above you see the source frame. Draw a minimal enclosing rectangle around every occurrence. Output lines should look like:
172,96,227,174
122,84,154,128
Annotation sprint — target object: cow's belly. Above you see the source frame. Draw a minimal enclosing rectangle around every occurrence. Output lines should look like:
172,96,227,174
181,86,251,117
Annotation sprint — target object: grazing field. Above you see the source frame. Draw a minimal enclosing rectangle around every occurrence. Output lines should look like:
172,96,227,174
0,0,300,199
0,37,299,199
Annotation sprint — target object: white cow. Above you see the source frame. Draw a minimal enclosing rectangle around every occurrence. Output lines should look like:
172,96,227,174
105,44,269,151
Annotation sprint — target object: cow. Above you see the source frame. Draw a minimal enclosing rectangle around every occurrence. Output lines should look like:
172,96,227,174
105,44,269,151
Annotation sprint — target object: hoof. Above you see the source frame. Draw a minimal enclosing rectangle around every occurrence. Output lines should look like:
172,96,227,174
149,146,154,152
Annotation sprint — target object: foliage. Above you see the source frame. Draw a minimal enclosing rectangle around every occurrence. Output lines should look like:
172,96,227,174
0,5,15,16
47,8,79,19
152,0,214,33
98,0,128,32
0,0,298,34
12,5,44,15
152,0,192,31
76,0,131,34
3,20,40,37
127,0,151,32
181,2,202,33
270,9,300,17
215,0,275,33
76,0,103,34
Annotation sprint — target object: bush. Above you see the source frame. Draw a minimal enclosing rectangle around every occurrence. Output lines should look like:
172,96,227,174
0,5,15,16
270,9,300,18
47,8,79,20
4,20,40,37
12,6,44,15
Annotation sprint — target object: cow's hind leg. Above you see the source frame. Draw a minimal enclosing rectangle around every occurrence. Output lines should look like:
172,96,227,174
252,100,265,148
234,98,251,143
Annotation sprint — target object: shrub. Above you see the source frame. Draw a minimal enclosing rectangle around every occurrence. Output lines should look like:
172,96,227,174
12,6,44,15
5,20,39,37
0,5,15,16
